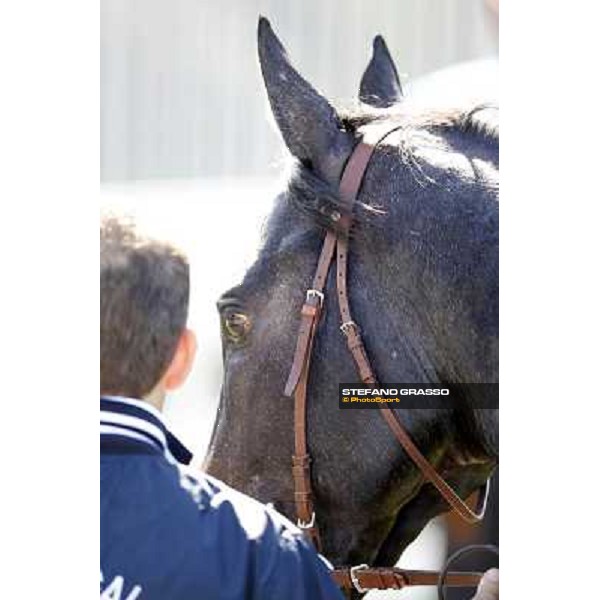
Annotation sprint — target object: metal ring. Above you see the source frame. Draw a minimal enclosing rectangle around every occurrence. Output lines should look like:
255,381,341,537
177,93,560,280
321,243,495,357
340,320,357,335
437,544,499,600
474,478,491,517
306,289,324,306
297,511,316,530
350,564,369,594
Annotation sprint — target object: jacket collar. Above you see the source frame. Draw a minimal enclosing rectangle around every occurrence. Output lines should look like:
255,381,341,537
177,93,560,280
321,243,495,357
100,396,193,465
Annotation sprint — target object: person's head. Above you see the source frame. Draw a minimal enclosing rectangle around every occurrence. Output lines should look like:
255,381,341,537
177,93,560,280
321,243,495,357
100,215,196,408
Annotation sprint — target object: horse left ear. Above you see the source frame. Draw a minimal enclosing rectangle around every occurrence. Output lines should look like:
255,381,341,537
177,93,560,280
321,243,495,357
257,17,354,182
359,35,403,108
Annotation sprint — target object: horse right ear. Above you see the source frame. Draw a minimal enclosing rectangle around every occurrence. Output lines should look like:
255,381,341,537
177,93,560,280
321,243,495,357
257,17,354,182
359,35,403,108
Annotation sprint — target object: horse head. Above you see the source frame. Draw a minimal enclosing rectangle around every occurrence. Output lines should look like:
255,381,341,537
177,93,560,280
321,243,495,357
205,17,498,569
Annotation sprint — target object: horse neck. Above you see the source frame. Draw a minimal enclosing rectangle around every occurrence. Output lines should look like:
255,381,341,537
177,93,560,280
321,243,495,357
354,211,498,385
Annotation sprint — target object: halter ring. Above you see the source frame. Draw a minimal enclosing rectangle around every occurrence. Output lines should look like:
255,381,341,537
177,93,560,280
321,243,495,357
340,320,358,335
297,511,316,530
306,289,324,306
350,564,369,594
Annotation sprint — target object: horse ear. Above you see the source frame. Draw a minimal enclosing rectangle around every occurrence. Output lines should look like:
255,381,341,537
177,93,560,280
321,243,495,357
359,35,403,108
257,17,354,181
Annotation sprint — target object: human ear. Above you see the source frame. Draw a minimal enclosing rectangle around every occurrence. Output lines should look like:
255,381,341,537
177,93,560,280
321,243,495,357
163,329,197,392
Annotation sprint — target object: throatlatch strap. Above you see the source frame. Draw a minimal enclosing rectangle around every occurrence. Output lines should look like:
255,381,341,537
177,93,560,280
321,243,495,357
331,566,482,592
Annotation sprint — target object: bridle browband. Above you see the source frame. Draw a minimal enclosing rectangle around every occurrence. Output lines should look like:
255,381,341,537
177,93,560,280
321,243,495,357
284,124,492,596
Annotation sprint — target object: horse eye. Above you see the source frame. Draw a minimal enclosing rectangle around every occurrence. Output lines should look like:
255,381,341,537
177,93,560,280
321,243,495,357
222,312,251,342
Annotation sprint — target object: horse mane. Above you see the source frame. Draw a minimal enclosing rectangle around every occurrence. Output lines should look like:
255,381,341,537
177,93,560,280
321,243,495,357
340,103,499,144
286,103,498,233
287,165,377,235
455,104,499,143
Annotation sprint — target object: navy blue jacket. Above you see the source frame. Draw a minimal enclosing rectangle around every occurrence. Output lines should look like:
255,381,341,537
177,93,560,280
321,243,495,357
100,397,343,600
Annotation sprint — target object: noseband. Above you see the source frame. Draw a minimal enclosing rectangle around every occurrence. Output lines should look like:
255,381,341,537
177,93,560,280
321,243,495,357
284,124,492,596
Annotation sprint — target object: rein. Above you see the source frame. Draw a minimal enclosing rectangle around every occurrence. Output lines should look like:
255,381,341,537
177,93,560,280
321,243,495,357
284,124,493,596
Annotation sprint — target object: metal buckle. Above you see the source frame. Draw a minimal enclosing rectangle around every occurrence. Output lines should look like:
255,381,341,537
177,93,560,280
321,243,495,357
306,289,324,306
350,564,369,594
297,511,316,530
340,320,358,335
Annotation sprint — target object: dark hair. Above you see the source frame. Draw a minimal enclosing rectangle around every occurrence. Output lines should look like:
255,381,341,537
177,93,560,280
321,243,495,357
100,216,190,398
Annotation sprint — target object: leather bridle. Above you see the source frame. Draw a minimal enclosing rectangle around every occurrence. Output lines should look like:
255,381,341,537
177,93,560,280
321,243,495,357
284,124,493,596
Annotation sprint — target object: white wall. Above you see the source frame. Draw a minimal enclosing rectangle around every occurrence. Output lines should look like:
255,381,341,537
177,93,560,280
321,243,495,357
101,0,497,180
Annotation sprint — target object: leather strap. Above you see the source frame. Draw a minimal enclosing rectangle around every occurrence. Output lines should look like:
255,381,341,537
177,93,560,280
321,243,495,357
378,406,489,523
285,230,336,397
285,230,338,550
336,131,394,387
